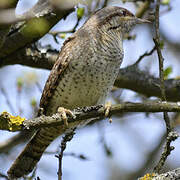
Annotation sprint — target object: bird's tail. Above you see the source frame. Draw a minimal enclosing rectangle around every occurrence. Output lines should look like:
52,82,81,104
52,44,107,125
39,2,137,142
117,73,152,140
7,126,65,179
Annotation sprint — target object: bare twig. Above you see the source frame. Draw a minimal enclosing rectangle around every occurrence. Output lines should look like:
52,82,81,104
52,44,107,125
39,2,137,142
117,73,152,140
49,16,81,43
0,172,8,180
153,0,179,173
154,0,170,131
134,46,156,65
154,131,179,173
63,152,88,160
98,122,112,157
45,150,89,160
56,130,76,180
153,0,167,104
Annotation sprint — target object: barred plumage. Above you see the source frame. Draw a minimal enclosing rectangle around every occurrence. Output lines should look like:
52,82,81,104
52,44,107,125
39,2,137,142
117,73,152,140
8,6,149,179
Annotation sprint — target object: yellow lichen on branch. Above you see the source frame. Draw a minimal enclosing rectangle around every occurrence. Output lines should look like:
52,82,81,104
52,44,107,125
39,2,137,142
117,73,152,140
139,173,157,180
0,111,25,131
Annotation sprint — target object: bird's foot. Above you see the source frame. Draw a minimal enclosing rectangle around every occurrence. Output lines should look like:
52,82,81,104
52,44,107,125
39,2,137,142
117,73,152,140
104,102,112,123
104,101,112,117
57,107,75,128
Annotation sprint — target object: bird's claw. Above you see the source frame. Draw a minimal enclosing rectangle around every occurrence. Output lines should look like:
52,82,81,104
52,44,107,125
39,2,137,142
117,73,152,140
57,107,75,128
104,101,112,117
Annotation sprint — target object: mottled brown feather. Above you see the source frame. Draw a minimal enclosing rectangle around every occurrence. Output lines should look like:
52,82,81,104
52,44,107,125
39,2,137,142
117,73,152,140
39,35,76,115
8,6,141,179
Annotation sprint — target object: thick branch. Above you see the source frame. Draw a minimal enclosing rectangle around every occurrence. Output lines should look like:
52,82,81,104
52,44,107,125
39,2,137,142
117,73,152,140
0,0,74,60
1,102,180,132
0,0,19,48
0,0,19,9
2,46,180,100
2,45,180,101
115,65,180,101
0,45,58,69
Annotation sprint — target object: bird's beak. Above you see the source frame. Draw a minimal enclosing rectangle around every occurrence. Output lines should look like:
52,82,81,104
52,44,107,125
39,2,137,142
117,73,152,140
136,18,151,24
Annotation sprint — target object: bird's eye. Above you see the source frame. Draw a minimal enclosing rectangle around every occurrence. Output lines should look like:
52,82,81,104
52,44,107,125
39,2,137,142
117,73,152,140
122,10,126,16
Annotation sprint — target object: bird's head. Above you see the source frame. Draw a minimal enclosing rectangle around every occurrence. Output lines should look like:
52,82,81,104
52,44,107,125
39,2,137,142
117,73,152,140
87,6,150,34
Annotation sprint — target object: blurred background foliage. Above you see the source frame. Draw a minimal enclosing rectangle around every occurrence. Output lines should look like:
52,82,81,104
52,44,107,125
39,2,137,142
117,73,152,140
0,0,180,179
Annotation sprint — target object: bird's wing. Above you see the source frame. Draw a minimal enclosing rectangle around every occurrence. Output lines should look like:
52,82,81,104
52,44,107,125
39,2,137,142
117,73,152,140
39,35,76,115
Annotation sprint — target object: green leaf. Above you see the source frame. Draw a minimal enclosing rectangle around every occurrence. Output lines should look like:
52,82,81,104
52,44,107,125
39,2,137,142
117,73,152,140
77,8,84,19
164,66,172,79
60,33,66,39
162,0,170,5
31,98,37,107
16,77,23,91
159,40,164,49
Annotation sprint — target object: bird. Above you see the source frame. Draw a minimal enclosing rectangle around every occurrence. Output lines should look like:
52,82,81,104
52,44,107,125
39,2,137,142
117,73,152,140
8,6,150,179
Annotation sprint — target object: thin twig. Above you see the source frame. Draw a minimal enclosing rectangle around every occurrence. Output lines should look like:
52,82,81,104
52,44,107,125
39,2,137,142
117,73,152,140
134,46,156,65
63,152,89,160
153,0,179,173
98,122,112,157
56,129,76,180
154,131,179,173
49,13,81,43
153,0,170,133
0,172,8,179
45,150,89,160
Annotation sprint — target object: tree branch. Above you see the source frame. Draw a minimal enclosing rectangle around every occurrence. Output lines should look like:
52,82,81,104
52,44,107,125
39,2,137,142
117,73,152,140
138,168,180,180
1,44,180,101
1,101,180,132
0,45,58,69
152,0,178,174
0,0,19,48
0,0,75,60
115,65,180,101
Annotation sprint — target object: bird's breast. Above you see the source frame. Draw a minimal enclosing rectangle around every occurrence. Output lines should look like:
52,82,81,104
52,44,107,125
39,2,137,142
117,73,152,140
46,40,123,115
